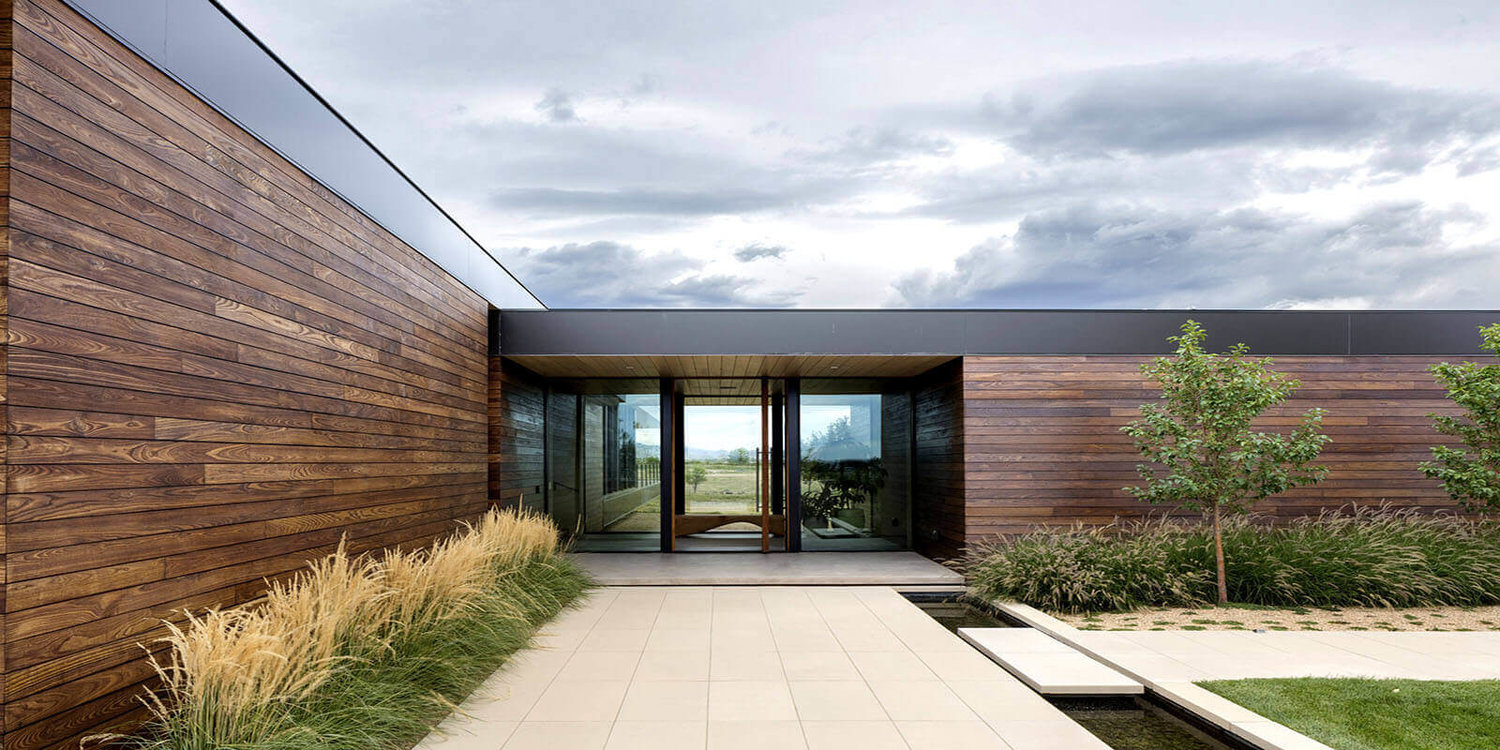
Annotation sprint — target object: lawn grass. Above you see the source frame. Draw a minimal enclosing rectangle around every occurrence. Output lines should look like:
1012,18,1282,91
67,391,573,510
1199,678,1500,750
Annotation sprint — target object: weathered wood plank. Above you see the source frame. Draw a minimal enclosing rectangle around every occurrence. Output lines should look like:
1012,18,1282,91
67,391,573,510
1,2,495,745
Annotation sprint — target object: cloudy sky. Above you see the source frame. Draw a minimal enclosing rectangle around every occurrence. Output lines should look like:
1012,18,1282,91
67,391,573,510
221,0,1500,309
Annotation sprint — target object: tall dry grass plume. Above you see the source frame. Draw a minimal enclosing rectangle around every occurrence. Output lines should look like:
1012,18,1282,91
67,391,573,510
128,507,566,749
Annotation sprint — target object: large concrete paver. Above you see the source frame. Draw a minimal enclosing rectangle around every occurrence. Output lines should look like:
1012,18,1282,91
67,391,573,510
959,628,1143,695
417,587,1109,750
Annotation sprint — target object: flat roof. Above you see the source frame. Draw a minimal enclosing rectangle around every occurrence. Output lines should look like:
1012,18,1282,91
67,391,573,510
64,0,543,310
498,309,1500,358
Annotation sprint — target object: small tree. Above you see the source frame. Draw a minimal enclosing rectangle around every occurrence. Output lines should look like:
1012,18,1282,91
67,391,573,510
687,464,708,493
1122,320,1331,604
1421,324,1500,512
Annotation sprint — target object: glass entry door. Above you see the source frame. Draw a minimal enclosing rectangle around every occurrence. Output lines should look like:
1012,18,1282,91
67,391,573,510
669,378,787,552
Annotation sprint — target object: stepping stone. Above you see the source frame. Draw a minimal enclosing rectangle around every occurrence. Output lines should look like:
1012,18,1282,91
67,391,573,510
960,628,1143,695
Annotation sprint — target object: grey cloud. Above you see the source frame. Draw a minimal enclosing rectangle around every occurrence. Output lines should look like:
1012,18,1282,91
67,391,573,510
904,151,1261,224
534,88,578,122
1456,145,1500,177
629,74,660,97
506,241,800,307
451,120,775,186
806,127,954,164
984,62,1500,165
896,202,1497,309
733,244,788,262
492,187,794,216
897,62,1500,226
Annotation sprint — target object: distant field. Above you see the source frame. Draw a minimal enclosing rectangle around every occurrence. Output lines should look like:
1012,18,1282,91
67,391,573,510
601,460,761,532
685,460,759,514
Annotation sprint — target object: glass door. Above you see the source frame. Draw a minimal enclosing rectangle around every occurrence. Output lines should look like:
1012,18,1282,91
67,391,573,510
671,378,787,551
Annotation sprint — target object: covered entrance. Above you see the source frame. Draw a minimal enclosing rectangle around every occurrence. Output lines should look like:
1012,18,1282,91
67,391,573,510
670,378,789,551
500,351,949,554
672,381,798,552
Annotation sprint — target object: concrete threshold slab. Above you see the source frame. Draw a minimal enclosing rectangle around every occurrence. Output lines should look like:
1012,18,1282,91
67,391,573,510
960,627,1144,695
572,551,966,587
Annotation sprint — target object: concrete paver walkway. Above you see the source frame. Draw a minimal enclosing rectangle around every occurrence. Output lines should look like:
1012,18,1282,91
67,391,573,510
1070,629,1500,682
416,587,1106,750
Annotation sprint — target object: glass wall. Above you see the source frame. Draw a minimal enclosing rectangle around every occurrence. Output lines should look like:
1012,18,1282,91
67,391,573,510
546,382,661,551
799,381,911,550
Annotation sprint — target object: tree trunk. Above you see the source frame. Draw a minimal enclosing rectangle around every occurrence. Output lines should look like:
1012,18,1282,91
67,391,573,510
1212,504,1228,605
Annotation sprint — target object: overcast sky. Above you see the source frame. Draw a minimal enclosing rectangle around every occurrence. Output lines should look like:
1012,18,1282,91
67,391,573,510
221,0,1500,309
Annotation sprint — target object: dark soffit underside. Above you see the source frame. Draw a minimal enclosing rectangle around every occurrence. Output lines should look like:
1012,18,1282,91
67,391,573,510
498,309,1500,358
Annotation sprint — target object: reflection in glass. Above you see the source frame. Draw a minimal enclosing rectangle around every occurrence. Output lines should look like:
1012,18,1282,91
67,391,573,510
584,393,660,534
547,386,661,551
800,387,910,550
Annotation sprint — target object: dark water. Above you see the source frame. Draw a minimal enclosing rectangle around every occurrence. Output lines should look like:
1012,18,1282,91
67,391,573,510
909,599,1016,632
1052,696,1234,750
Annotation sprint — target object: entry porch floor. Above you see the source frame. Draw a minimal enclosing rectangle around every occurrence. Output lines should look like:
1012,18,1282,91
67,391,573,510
572,551,964,588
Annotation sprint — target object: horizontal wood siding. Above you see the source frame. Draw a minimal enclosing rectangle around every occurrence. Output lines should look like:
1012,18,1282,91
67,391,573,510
489,357,545,512
962,355,1475,542
2,1,491,746
913,360,964,559
1,2,12,744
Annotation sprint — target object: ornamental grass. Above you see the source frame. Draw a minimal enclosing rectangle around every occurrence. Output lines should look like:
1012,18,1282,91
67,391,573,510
101,507,588,750
964,505,1500,613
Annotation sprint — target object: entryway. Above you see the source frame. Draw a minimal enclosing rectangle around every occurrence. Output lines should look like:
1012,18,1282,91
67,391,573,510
550,376,914,553
670,379,789,552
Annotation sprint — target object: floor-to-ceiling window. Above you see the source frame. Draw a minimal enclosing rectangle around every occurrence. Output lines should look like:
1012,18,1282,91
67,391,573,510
800,380,912,550
547,381,661,551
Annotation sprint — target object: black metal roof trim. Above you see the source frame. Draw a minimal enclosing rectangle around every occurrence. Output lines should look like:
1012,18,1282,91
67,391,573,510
495,309,1500,357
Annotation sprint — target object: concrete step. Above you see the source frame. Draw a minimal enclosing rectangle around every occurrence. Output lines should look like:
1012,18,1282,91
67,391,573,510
960,627,1144,696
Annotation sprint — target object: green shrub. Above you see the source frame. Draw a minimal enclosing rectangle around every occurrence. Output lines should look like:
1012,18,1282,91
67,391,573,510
1422,323,1500,512
964,505,1500,613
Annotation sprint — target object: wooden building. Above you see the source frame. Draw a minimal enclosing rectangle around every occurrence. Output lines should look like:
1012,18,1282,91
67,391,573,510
0,1,1490,746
